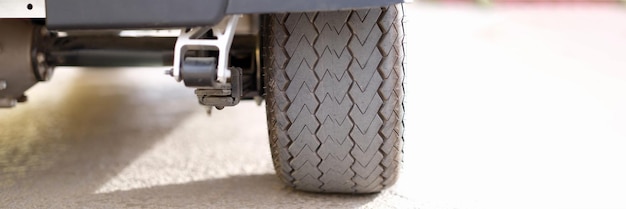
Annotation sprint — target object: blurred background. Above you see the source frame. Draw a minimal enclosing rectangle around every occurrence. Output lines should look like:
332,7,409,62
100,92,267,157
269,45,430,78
2,1,626,208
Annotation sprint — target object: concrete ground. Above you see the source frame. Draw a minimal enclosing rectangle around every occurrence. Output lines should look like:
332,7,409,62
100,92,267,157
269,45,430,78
2,3,626,209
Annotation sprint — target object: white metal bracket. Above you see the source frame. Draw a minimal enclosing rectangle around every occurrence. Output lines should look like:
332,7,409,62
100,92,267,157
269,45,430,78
173,15,240,84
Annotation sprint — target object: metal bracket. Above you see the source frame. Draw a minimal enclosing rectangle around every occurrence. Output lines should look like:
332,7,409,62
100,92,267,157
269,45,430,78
173,15,240,84
194,67,242,108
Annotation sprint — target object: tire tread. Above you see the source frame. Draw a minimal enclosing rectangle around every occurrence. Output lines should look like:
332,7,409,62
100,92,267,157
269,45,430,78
265,4,405,193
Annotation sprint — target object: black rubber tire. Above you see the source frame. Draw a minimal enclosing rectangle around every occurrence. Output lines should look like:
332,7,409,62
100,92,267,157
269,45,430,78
263,4,405,193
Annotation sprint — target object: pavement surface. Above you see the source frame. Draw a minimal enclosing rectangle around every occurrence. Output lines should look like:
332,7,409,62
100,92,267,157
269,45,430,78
2,3,626,209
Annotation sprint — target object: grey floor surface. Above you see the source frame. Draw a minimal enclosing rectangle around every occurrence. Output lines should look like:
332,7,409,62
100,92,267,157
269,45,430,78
2,3,626,209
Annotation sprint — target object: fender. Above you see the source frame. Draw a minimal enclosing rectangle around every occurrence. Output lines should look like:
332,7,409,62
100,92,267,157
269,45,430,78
45,0,404,29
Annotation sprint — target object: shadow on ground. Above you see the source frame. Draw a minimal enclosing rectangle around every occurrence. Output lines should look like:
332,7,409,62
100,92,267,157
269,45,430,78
76,174,379,208
0,68,198,204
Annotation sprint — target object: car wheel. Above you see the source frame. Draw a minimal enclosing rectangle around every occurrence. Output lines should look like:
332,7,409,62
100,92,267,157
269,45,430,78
263,4,405,193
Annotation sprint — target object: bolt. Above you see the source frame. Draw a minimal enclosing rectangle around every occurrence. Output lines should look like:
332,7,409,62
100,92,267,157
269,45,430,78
206,106,213,116
0,80,6,90
254,96,263,106
164,68,174,77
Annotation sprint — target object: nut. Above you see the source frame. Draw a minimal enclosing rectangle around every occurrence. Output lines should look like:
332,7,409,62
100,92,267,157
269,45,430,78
40,27,50,37
37,52,46,63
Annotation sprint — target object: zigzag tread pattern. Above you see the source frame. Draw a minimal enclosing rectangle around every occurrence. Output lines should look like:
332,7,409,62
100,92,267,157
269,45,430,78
264,4,405,193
